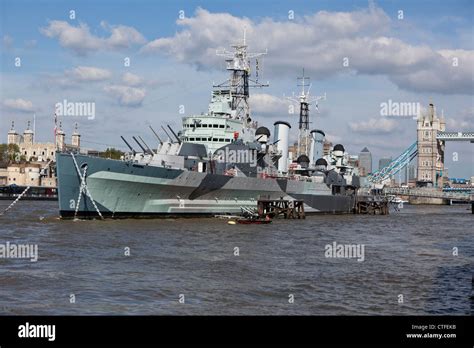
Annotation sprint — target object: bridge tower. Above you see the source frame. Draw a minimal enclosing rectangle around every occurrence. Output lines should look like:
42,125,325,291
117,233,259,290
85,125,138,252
416,102,446,187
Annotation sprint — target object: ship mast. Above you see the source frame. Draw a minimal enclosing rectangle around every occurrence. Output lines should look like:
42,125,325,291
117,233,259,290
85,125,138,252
214,30,268,126
287,69,326,157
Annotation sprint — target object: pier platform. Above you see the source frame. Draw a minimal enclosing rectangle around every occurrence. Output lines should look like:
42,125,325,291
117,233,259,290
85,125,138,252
355,196,389,215
257,199,305,219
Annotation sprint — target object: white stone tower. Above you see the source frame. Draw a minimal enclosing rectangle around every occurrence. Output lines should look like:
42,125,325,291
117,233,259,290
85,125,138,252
416,102,446,187
7,121,19,145
71,123,81,148
23,120,34,145
55,121,66,151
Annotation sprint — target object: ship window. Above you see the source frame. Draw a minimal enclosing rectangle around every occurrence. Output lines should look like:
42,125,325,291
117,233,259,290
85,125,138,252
196,124,201,128
219,139,224,142
213,138,218,142
202,124,207,128
225,139,231,142
219,125,225,128
189,138,195,141
213,124,219,128
208,137,212,141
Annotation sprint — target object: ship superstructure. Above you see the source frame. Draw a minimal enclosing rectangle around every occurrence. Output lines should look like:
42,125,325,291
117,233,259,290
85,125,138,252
181,34,268,155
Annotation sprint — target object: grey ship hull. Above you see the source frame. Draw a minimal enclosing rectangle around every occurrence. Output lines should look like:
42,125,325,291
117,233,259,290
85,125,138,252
57,153,355,218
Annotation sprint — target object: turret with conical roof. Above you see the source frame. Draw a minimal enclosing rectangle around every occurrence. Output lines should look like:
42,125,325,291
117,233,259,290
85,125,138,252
23,121,34,145
7,121,19,145
55,121,65,151
71,123,81,148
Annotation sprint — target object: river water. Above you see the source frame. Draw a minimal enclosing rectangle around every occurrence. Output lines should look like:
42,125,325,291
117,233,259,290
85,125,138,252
0,201,472,315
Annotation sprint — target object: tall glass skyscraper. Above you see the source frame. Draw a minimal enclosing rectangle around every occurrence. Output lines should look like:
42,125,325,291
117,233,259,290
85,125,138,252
358,147,372,176
378,157,392,171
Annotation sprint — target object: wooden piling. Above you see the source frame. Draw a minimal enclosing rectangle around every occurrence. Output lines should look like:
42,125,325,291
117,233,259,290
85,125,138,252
354,196,389,215
257,199,305,219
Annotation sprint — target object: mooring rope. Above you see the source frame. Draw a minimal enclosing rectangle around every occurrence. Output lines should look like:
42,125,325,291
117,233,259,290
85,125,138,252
0,186,30,216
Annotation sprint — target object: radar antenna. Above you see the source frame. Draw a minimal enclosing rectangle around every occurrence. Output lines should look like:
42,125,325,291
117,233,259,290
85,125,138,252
214,30,269,126
286,69,326,157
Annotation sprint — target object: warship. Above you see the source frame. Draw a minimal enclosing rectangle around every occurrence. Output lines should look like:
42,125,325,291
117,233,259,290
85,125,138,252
56,35,360,218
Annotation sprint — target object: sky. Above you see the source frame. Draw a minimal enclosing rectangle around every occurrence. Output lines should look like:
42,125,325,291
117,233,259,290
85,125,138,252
1,0,473,177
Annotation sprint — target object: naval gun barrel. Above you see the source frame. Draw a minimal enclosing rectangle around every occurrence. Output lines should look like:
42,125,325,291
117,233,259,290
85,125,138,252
132,136,148,154
139,136,155,154
161,126,173,142
167,125,181,144
120,136,136,155
149,125,163,145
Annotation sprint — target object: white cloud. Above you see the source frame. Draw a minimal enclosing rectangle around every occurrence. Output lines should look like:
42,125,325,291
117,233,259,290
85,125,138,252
104,85,146,107
141,7,473,95
40,20,145,55
445,107,474,130
349,118,398,134
66,66,112,82
40,21,101,55
100,21,146,49
249,93,289,115
122,72,144,86
3,98,35,112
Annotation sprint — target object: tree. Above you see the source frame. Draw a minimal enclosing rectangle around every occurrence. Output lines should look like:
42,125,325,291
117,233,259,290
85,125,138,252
0,144,6,163
100,148,124,160
0,143,20,163
8,144,20,162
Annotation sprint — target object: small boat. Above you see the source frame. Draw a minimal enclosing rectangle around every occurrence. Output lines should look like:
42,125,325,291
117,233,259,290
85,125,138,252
236,218,272,224
387,195,408,204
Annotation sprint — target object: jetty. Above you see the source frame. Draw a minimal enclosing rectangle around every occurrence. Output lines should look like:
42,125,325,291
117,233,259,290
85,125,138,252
257,199,305,219
354,195,389,215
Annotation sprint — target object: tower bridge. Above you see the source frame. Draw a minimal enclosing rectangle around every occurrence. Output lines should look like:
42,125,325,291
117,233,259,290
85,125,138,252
367,102,473,188
384,187,471,202
436,132,474,142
